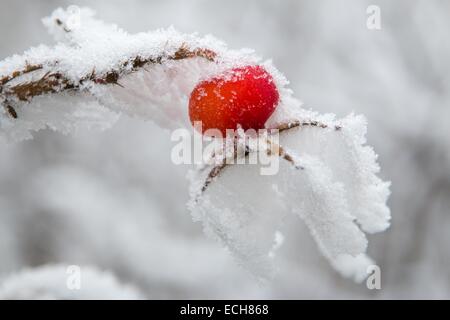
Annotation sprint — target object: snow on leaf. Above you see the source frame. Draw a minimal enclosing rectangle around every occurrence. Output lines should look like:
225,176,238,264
279,113,391,234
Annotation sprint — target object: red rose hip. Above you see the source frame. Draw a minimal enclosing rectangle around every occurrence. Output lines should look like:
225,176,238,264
189,65,279,135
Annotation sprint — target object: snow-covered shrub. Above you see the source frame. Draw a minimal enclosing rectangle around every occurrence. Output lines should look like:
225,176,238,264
0,7,390,282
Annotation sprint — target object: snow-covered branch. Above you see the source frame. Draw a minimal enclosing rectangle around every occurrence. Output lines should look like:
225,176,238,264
0,45,216,118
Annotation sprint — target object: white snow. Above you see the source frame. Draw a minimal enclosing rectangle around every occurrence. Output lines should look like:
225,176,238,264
0,264,142,299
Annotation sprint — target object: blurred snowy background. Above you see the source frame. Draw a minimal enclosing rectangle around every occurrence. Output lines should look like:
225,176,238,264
0,0,449,299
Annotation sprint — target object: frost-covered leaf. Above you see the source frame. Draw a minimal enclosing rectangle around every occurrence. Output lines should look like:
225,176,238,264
190,112,390,281
280,113,391,234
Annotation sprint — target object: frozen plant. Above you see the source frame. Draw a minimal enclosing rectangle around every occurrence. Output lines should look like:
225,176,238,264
0,7,390,282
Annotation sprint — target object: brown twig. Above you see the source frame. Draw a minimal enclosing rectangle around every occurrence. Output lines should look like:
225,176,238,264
0,63,43,87
0,44,217,118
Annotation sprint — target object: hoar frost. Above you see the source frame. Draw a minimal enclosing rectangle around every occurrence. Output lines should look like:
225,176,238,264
0,7,390,282
0,264,142,299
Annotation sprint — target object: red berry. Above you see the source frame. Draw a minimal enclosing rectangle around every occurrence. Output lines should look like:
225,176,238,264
189,65,279,136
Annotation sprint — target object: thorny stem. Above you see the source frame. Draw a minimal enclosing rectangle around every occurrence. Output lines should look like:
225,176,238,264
199,142,301,199
0,44,216,118
200,140,250,193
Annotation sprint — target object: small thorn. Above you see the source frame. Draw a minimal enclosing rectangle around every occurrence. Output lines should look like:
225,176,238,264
5,105,18,119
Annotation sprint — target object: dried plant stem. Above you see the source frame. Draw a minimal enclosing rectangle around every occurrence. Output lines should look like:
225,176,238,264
0,45,217,118
266,138,304,170
0,63,43,87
